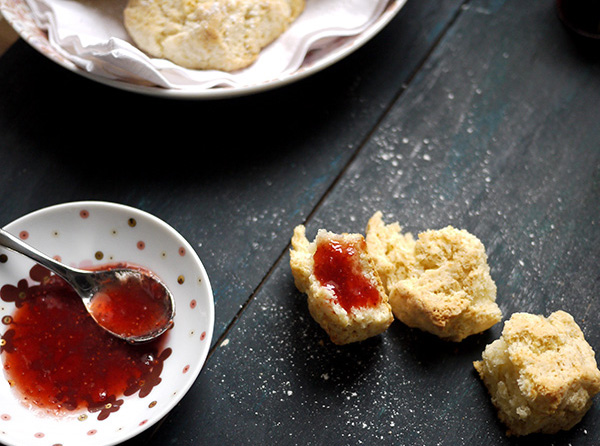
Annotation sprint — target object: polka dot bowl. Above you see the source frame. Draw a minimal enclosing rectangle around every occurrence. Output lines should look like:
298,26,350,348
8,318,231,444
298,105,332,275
0,201,214,446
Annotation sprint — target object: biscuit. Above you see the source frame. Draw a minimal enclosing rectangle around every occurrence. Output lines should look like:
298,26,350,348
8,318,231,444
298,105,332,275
365,211,416,291
124,0,305,71
289,225,393,345
473,311,600,436
366,212,501,342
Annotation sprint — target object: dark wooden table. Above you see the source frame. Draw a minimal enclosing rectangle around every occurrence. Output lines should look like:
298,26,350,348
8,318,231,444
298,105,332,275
1,0,599,444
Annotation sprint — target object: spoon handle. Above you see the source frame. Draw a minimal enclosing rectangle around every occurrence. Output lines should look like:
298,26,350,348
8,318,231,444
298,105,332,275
0,228,91,295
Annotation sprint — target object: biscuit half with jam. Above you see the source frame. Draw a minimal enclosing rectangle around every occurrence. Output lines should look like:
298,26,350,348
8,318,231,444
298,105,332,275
290,225,393,345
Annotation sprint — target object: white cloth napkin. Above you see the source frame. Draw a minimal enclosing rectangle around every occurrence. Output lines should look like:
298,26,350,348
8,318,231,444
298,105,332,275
23,0,391,90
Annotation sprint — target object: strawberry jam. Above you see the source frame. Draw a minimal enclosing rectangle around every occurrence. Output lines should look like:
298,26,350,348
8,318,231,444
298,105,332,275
0,264,170,417
313,237,381,313
88,268,172,339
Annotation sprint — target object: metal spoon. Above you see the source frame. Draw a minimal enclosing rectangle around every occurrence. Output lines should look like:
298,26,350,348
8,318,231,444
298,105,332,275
0,228,175,344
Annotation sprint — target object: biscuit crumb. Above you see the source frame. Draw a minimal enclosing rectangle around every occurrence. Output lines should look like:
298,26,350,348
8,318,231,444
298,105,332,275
474,310,600,436
366,211,501,341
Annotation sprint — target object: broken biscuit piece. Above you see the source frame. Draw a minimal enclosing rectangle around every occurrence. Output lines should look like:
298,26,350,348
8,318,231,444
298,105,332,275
366,211,501,342
290,225,393,345
474,310,600,436
365,211,417,292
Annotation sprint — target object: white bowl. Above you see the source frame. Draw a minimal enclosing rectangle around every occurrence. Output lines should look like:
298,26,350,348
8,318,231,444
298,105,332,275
0,0,406,98
0,201,214,446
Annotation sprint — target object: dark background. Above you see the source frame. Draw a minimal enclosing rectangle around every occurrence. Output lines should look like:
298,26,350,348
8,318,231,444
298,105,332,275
0,0,598,444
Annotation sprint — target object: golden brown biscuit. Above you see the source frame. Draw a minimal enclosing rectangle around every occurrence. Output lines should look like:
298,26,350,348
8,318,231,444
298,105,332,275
365,211,416,291
124,0,305,71
366,212,501,341
290,225,393,345
474,310,600,436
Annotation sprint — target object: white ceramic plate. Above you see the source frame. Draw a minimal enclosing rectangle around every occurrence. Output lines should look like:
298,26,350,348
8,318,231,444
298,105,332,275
0,0,406,99
0,201,214,446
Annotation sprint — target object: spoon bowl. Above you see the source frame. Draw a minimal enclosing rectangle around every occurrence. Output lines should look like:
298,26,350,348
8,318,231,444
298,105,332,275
0,227,175,343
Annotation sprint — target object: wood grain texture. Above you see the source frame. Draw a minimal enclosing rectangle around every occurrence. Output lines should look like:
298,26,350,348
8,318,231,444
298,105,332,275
0,0,464,347
141,1,600,445
0,0,598,444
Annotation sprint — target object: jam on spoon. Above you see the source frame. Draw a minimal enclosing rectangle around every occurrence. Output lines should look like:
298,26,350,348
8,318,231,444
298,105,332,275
0,228,175,343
